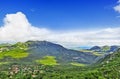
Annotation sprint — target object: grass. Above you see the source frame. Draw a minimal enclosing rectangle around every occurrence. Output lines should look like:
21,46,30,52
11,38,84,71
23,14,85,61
35,56,58,66
80,49,93,53
5,51,29,58
80,49,103,56
92,52,103,56
0,47,29,59
70,62,86,67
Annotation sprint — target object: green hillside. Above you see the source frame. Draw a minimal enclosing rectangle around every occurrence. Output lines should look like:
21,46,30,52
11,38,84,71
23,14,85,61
0,41,120,79
0,42,29,59
35,56,58,66
0,41,98,65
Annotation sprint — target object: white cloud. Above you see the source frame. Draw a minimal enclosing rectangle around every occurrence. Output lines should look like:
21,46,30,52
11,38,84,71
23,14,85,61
114,4,120,13
113,0,120,13
0,12,120,47
0,12,50,42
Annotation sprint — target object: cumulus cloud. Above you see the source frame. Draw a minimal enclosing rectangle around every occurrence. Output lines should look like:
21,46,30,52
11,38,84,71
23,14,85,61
114,0,120,13
0,12,120,47
114,4,120,13
0,12,50,42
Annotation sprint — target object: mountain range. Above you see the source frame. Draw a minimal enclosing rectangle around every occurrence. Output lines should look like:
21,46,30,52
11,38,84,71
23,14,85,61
89,45,119,53
0,41,98,65
0,40,120,78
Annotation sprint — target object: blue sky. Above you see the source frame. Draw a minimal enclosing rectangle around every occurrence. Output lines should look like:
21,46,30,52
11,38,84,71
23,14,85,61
0,0,120,47
0,0,119,30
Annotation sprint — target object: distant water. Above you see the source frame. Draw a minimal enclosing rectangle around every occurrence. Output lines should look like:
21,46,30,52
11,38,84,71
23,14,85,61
70,46,92,50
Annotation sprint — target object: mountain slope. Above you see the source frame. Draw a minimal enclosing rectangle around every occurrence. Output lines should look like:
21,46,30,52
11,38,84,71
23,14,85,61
0,41,98,65
26,41,97,64
95,48,120,78
0,42,120,79
98,47,120,65
89,45,119,53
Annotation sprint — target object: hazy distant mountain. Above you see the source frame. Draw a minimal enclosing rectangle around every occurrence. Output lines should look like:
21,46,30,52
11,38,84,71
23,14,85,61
89,45,119,53
90,46,101,51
